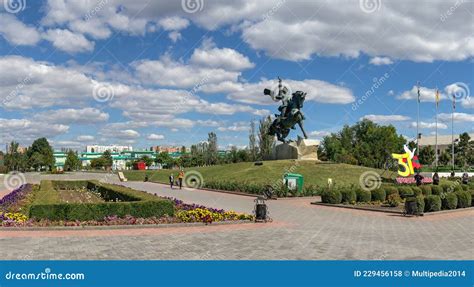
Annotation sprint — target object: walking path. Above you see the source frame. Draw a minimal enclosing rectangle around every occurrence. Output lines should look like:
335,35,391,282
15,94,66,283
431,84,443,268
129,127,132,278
0,173,472,260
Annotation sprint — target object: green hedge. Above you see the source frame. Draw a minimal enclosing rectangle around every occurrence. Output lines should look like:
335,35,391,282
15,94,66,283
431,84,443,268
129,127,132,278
411,187,422,197
416,196,425,214
424,195,441,212
355,189,371,203
387,193,401,207
384,186,399,200
398,187,414,199
442,193,458,210
29,201,174,221
419,185,432,196
441,183,455,193
340,188,356,204
455,191,471,208
371,188,386,202
321,189,342,204
29,180,174,221
431,185,443,195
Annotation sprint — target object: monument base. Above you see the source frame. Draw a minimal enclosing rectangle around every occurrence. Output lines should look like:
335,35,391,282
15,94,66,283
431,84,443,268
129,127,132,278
271,137,319,161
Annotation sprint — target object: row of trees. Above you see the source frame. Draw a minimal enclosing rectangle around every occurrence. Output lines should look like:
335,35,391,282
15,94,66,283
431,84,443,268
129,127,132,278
3,138,55,172
417,132,474,167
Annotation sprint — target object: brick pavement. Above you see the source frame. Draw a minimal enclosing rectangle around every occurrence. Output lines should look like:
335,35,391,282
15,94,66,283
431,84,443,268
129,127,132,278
0,173,472,260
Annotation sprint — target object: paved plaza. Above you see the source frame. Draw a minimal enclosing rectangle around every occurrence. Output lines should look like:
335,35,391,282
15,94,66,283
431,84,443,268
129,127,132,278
0,173,473,260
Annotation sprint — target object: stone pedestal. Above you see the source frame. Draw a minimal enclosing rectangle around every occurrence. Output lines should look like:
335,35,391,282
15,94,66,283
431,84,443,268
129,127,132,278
271,137,319,160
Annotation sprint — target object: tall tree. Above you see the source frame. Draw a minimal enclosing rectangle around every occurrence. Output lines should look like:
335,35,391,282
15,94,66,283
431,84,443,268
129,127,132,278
64,150,81,171
248,119,258,161
206,132,218,165
27,138,55,171
419,146,435,165
101,150,113,168
258,116,275,160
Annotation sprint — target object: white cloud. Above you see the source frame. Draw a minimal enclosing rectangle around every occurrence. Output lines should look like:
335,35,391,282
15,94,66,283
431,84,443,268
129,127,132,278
159,16,189,31
0,118,69,145
147,134,165,140
361,114,410,123
34,1,473,63
133,55,241,89
190,46,254,71
438,113,474,123
77,135,95,142
227,79,354,105
309,130,331,137
0,14,41,45
398,86,446,102
217,121,248,132
369,57,393,66
461,97,474,109
410,121,448,129
43,29,95,53
35,108,109,124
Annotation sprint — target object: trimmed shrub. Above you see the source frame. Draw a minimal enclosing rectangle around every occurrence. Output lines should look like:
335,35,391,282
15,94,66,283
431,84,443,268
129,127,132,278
461,185,469,191
384,186,399,199
455,191,471,208
29,200,174,221
431,185,443,195
398,186,414,199
419,185,432,196
321,189,342,204
371,188,386,202
411,186,422,197
441,183,455,193
416,196,425,214
355,189,371,203
424,195,441,212
442,193,458,210
452,184,463,192
387,193,401,207
340,188,356,204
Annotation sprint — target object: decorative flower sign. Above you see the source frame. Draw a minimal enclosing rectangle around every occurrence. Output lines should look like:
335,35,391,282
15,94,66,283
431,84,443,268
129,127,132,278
392,145,421,177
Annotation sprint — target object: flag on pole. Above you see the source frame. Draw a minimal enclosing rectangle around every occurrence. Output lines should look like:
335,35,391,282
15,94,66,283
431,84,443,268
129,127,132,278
417,86,421,103
452,94,456,110
435,89,440,107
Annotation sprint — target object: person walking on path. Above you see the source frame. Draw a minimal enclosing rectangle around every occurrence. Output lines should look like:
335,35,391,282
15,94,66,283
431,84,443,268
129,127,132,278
178,170,185,189
169,173,174,189
414,172,423,186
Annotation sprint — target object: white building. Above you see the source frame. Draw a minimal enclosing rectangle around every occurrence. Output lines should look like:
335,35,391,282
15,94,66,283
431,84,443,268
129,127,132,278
86,145,133,153
418,133,474,155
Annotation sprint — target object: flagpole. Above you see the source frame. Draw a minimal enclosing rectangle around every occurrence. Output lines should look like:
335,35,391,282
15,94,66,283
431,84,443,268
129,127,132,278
452,95,455,173
435,88,438,168
416,82,420,156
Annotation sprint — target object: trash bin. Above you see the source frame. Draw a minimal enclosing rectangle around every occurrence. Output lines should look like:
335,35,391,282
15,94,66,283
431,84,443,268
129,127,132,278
283,173,304,194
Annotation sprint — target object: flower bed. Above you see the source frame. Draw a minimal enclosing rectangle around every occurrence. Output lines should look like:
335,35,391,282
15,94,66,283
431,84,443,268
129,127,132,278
0,184,253,227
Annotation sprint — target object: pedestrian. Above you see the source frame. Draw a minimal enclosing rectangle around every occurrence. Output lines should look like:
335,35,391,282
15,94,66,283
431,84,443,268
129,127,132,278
414,172,423,186
462,172,469,185
432,172,440,186
178,170,185,189
169,173,174,189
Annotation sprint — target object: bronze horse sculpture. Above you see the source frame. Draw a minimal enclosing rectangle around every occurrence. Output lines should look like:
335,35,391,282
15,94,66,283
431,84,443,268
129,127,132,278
264,78,308,143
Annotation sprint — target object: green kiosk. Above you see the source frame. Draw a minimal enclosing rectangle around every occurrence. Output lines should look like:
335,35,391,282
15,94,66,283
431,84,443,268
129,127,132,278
283,173,304,194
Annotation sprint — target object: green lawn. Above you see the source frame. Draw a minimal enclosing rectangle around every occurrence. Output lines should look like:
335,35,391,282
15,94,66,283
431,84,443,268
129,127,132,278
123,160,394,187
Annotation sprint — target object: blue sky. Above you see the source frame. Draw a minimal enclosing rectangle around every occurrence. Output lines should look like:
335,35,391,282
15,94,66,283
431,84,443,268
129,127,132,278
0,0,472,151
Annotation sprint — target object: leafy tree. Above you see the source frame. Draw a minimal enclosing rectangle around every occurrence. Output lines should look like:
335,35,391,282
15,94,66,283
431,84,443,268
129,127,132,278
438,150,451,166
140,155,154,167
4,141,27,171
258,116,275,160
27,138,55,171
205,132,218,165
101,150,113,168
321,119,405,168
64,150,81,171
419,146,435,165
248,119,258,161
